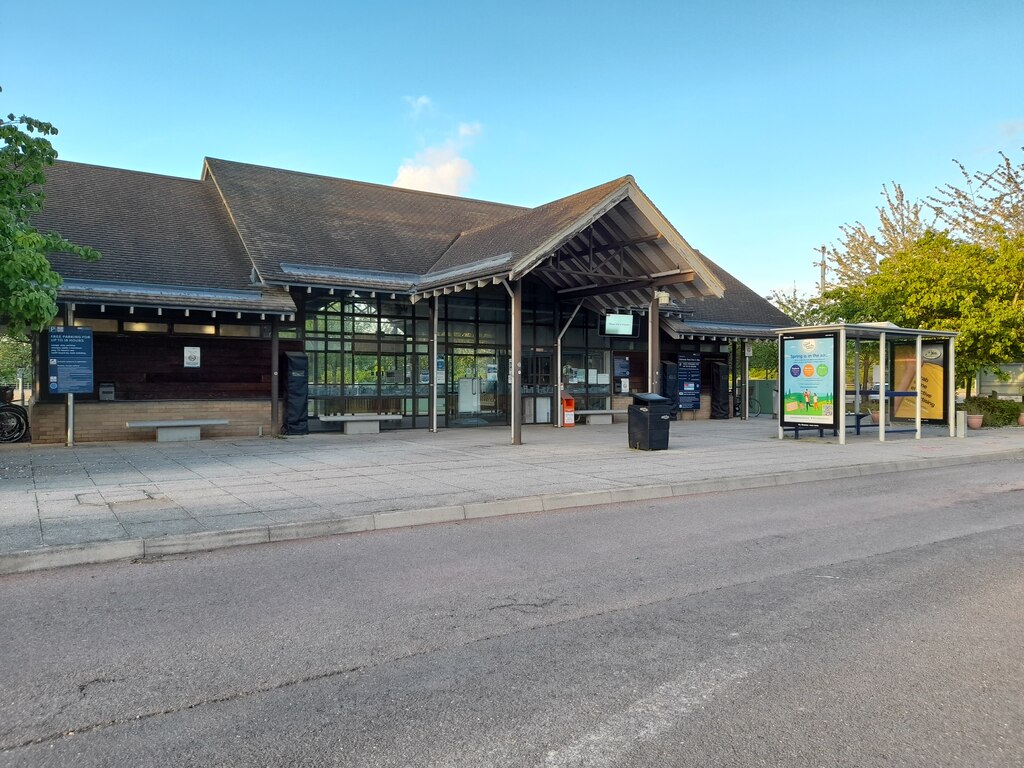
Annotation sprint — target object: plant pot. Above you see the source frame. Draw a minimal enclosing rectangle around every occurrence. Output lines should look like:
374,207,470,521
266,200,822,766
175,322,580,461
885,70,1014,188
966,414,984,429
869,410,880,424
1018,412,1024,427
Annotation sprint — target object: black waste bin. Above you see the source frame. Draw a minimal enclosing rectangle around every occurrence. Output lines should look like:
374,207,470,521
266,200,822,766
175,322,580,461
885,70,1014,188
628,392,673,450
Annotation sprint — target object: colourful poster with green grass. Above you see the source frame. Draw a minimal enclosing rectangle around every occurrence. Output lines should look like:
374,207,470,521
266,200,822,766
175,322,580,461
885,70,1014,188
782,336,835,425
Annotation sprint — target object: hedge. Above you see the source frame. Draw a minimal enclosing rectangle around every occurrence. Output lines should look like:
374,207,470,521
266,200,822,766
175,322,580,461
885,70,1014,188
963,396,1022,427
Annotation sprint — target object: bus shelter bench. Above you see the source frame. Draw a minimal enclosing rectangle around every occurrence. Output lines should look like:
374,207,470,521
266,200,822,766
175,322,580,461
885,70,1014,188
318,414,403,434
126,419,229,442
574,409,628,425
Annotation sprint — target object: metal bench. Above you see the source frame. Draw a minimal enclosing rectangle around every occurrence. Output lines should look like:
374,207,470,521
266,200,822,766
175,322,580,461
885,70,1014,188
318,414,403,434
574,409,628,425
126,418,229,442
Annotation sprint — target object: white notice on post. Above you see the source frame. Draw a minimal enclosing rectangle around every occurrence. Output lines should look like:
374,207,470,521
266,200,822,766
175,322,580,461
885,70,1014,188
184,346,201,368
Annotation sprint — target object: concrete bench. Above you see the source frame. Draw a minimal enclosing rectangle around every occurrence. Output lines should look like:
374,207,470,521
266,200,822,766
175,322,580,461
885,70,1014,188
574,409,628,425
318,414,403,434
126,419,229,442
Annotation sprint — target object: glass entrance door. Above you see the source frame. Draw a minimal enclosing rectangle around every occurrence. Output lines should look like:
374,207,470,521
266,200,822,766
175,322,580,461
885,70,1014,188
449,348,508,425
523,353,554,424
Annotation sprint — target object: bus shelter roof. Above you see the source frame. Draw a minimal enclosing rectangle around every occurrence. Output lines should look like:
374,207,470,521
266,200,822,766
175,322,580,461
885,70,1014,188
773,321,958,341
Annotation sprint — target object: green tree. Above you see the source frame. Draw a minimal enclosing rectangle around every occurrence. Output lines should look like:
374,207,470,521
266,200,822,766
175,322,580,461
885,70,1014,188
0,335,30,384
1,86,99,337
767,284,828,325
836,232,1024,394
928,149,1024,245
748,340,778,379
822,183,928,289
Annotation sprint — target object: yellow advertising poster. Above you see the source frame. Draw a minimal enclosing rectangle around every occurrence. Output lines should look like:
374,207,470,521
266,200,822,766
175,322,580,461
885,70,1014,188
893,343,945,419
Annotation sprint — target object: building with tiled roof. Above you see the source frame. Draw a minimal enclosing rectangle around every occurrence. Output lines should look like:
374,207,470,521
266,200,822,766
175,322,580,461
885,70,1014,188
27,158,795,443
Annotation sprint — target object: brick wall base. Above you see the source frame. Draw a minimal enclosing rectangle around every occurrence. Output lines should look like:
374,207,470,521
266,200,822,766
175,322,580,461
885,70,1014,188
28,400,273,444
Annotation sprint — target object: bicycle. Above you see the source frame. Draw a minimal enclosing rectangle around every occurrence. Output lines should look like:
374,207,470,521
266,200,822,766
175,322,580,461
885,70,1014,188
0,387,29,443
745,387,763,418
747,395,762,417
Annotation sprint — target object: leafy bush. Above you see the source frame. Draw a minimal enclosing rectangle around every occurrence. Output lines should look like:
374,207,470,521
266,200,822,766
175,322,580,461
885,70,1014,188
963,396,1021,426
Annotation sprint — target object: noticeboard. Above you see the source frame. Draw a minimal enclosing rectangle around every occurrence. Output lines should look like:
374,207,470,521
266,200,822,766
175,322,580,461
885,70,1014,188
677,352,701,410
48,327,94,395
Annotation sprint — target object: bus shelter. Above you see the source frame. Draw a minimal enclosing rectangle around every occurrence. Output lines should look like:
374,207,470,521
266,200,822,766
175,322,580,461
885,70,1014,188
775,323,959,445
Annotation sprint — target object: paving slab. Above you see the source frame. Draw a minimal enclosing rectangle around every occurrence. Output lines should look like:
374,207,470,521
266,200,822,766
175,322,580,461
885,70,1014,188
1,419,1023,574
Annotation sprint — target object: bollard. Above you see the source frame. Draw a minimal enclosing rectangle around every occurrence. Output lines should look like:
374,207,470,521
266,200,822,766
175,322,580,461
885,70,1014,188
955,410,967,438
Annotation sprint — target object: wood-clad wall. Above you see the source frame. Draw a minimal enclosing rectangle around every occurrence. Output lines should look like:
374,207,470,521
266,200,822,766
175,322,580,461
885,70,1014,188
40,333,301,402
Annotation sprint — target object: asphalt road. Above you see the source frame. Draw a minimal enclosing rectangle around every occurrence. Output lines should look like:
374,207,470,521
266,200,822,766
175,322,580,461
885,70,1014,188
1,459,1022,767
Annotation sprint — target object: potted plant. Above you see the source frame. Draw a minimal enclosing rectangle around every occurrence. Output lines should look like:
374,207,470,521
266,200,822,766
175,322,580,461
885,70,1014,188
1018,402,1024,427
965,403,984,429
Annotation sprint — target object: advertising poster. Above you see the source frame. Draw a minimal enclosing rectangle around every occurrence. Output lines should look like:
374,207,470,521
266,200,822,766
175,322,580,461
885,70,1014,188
781,336,836,425
893,342,946,420
677,353,701,410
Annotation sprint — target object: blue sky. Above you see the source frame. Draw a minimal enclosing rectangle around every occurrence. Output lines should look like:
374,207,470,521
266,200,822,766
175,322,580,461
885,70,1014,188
5,1,1023,297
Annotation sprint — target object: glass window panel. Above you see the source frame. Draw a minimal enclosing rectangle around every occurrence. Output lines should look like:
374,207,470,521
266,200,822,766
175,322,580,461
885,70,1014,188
447,298,476,320
380,300,411,316
173,324,216,335
220,324,266,337
478,299,506,323
448,322,476,343
563,327,585,346
534,325,554,345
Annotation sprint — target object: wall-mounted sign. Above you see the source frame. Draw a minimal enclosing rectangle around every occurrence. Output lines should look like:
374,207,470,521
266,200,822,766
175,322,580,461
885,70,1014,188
677,352,701,410
613,356,630,379
781,335,837,426
48,327,93,394
184,346,201,368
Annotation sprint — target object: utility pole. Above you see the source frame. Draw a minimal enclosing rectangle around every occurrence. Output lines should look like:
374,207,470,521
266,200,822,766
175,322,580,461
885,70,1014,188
813,245,827,297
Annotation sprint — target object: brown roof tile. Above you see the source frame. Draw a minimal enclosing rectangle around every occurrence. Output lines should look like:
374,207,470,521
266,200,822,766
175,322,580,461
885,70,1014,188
35,161,290,313
203,157,524,282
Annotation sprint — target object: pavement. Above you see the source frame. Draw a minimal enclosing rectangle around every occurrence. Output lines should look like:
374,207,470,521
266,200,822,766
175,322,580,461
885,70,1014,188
2,417,1023,575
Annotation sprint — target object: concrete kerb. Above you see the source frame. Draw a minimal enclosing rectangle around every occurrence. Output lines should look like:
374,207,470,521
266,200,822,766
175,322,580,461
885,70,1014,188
2,445,1023,576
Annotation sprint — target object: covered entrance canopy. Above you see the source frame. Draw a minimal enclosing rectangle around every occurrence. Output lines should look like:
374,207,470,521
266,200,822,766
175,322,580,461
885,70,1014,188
400,176,727,443
775,322,959,445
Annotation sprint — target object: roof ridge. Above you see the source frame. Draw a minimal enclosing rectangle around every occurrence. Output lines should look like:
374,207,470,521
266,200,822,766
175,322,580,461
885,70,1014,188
445,175,635,242
203,156,527,212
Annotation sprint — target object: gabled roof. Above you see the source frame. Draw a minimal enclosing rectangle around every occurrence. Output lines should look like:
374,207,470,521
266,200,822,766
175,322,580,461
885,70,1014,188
203,157,524,283
36,157,779,325
423,177,633,280
35,161,294,314
204,159,724,304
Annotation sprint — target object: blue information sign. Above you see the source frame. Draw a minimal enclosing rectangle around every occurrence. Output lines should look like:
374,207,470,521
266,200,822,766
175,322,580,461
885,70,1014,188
677,352,701,410
48,327,94,394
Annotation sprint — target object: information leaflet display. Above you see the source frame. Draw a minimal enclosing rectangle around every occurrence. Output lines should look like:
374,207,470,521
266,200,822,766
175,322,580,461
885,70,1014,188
677,353,701,410
781,335,837,427
47,327,93,395
893,342,947,421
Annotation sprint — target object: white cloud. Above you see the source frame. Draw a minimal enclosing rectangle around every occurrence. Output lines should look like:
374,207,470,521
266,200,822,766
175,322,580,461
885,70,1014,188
404,95,433,119
393,145,475,195
393,117,483,196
